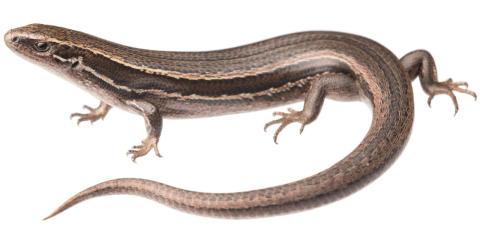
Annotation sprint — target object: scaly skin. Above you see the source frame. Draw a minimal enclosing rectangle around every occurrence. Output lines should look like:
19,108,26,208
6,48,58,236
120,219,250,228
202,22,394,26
3,24,475,219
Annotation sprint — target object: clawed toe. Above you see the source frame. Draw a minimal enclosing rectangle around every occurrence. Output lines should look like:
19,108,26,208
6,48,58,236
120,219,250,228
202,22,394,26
426,79,476,115
70,112,105,125
127,137,161,162
264,108,308,144
83,105,94,112
70,103,111,125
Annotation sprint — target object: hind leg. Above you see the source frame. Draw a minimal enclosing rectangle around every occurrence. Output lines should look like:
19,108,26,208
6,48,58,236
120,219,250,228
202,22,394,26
264,72,359,143
400,50,476,114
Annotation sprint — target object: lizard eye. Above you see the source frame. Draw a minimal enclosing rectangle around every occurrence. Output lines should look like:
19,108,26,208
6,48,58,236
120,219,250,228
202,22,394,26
33,42,50,52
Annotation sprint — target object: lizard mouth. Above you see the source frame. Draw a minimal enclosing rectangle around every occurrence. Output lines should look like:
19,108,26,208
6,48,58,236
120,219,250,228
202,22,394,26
4,29,17,50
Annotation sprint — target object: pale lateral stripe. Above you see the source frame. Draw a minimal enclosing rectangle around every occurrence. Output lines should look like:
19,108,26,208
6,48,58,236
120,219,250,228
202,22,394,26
54,52,345,101
53,54,134,92
24,32,345,81
139,72,342,101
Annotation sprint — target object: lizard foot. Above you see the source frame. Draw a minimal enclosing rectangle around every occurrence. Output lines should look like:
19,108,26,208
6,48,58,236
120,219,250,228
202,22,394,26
426,78,476,115
127,136,161,162
264,108,309,144
70,103,111,125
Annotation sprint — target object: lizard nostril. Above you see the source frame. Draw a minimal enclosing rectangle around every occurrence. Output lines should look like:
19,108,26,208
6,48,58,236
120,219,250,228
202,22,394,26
12,36,19,43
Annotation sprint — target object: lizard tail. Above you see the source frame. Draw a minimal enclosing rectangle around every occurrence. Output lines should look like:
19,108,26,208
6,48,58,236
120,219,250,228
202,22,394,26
44,36,414,220
44,99,413,219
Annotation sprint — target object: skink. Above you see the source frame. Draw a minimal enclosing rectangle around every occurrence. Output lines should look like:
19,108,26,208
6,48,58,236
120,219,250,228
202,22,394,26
4,24,476,219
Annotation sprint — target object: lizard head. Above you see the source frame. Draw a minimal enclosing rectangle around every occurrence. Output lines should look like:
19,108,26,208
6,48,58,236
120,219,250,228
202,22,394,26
4,24,92,73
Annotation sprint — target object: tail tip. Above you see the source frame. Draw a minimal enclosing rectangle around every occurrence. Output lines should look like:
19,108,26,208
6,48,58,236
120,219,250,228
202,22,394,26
42,209,61,221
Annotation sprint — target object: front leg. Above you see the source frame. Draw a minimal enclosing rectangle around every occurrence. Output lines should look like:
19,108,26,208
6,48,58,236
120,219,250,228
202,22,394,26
70,102,111,125
126,100,163,162
265,73,358,143
400,50,476,114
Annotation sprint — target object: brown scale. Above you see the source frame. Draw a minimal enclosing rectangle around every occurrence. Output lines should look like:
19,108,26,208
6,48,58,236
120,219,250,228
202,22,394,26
4,24,476,219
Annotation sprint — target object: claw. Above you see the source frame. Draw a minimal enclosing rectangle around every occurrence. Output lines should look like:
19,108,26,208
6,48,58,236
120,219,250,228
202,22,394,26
299,123,306,134
83,105,94,112
454,82,468,88
272,123,288,144
70,103,110,125
264,108,308,143
264,117,283,132
452,86,477,100
153,144,161,157
427,95,434,108
426,79,476,115
127,136,160,161
272,111,288,117
446,90,459,115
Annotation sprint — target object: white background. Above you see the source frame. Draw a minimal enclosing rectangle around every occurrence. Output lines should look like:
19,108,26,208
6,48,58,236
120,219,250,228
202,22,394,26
1,1,479,242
